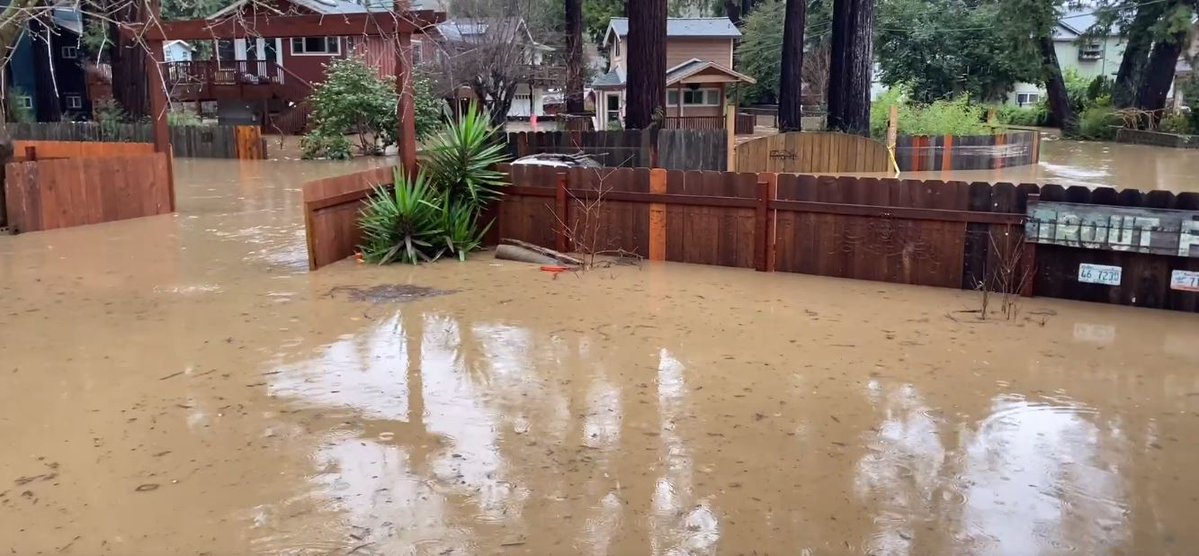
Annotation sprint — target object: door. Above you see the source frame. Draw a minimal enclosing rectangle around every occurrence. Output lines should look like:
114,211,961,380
606,93,621,127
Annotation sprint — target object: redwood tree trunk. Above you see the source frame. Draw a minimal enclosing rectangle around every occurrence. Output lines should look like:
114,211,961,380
778,0,806,131
29,22,62,122
1136,32,1186,113
624,0,667,129
565,0,585,113
1113,0,1164,108
108,0,149,119
826,0,873,136
1039,35,1076,136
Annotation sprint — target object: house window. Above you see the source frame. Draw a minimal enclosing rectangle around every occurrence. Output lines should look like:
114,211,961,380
668,88,721,106
411,39,423,65
1016,92,1041,106
17,96,33,109
61,46,77,59
612,39,620,57
1079,41,1102,60
606,93,621,123
291,37,340,55
65,95,82,109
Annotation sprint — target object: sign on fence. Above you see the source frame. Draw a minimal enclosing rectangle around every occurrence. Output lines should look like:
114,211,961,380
1172,270,1199,292
1078,263,1123,286
1026,200,1199,258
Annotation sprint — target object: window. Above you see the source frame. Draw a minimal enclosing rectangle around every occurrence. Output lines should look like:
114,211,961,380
411,39,423,65
17,96,32,109
291,37,340,55
612,39,620,57
606,93,621,123
61,46,77,59
667,88,721,106
65,95,82,109
1079,41,1102,60
1016,92,1040,107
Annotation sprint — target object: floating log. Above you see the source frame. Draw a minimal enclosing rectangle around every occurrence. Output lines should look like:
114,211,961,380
499,238,584,266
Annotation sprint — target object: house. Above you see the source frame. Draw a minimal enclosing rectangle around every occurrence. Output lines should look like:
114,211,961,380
164,0,434,129
164,40,194,63
1007,9,1127,107
7,7,92,121
591,17,755,130
429,18,560,120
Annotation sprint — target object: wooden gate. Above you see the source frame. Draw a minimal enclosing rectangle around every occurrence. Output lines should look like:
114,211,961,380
735,132,891,174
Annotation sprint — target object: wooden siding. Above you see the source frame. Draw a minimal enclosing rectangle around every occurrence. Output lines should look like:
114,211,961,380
666,38,734,69
735,132,892,174
4,154,172,233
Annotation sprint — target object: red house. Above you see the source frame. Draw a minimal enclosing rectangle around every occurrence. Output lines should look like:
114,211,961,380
166,0,437,133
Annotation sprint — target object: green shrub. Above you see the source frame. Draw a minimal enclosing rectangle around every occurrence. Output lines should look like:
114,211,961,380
1160,113,1193,135
869,88,990,137
300,132,353,160
996,104,1047,127
8,88,35,123
1077,106,1121,140
356,103,508,265
421,102,510,211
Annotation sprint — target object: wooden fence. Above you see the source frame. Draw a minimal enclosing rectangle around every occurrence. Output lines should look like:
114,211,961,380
1115,128,1199,149
300,165,1199,312
5,122,266,159
4,154,172,233
13,140,155,160
735,131,892,174
664,115,725,131
504,129,728,171
895,130,1040,171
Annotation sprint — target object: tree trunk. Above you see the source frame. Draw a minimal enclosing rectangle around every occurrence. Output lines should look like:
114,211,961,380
724,1,742,25
1039,35,1076,136
624,0,667,130
778,0,806,131
1136,32,1186,113
108,0,149,119
565,0,585,113
1113,0,1165,108
826,0,873,136
29,22,62,122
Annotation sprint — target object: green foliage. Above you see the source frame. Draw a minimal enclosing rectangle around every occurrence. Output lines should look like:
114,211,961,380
359,168,445,265
168,111,202,126
308,57,400,156
1077,106,1121,140
421,103,510,211
1159,112,1192,135
305,58,444,159
870,88,991,137
996,104,1048,127
876,0,1040,103
300,132,353,160
735,0,832,104
357,104,508,266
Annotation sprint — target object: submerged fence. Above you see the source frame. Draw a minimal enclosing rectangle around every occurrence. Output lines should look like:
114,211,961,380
301,165,1199,313
5,122,265,159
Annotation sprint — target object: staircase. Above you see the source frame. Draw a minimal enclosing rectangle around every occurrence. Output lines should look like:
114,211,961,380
264,64,317,135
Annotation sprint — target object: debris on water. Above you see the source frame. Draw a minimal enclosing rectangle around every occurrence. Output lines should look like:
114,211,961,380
328,284,454,303
134,483,159,492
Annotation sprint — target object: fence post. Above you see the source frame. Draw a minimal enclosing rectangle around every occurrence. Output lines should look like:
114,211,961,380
24,146,37,161
754,178,770,272
764,173,777,272
556,171,569,253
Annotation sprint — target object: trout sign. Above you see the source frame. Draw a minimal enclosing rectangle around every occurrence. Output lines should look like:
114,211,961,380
1026,200,1199,258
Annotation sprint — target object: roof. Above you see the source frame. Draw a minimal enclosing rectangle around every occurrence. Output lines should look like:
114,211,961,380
1054,8,1119,40
604,17,740,46
165,40,194,51
665,58,756,85
591,67,625,90
437,18,550,49
51,7,82,35
209,0,430,19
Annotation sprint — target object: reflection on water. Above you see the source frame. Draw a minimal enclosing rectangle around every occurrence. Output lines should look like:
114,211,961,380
1,158,1198,553
901,138,1199,192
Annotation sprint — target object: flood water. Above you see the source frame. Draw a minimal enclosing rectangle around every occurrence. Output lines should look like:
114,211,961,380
2,157,1199,554
901,138,1199,193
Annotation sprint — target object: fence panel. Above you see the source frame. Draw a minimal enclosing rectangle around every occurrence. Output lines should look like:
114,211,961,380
301,166,397,270
735,132,891,174
6,122,263,159
657,130,727,171
4,154,171,233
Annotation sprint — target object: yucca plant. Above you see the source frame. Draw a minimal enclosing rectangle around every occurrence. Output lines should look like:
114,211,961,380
358,167,443,265
439,198,492,261
422,102,511,210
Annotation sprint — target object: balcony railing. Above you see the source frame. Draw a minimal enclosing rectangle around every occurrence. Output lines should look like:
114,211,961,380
165,60,283,88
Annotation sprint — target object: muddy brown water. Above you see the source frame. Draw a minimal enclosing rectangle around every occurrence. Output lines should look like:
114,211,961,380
902,138,1199,193
2,157,1199,555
